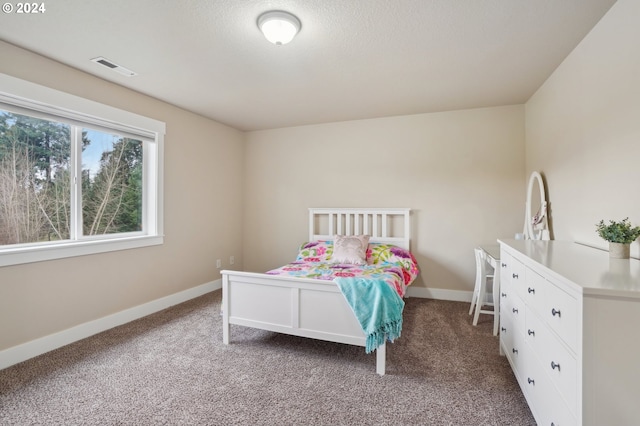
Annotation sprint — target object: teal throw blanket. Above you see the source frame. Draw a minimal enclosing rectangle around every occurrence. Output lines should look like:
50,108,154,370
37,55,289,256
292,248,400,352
334,277,405,353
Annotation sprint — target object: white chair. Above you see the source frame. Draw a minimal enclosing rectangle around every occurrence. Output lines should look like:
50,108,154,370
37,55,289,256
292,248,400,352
470,248,499,335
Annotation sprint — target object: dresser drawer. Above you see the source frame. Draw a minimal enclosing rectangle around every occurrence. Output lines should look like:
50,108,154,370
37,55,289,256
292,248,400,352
500,286,513,325
543,280,578,352
504,324,526,378
499,250,510,276
500,291,525,338
500,316,514,365
521,344,577,426
509,295,525,336
500,295,515,357
499,262,514,314
522,268,546,315
509,257,526,292
526,307,578,416
524,305,543,351
499,251,514,295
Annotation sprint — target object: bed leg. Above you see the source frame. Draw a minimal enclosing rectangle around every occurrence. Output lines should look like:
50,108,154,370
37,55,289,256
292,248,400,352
376,342,386,376
222,275,230,345
223,315,229,345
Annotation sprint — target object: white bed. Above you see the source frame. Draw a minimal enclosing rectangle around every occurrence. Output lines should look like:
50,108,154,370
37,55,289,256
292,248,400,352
221,207,412,375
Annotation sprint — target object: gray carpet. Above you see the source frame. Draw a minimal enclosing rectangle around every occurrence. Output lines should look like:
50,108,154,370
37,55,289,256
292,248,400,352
0,290,535,425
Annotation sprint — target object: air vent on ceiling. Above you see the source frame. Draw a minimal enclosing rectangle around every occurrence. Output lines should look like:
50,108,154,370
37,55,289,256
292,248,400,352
90,57,137,76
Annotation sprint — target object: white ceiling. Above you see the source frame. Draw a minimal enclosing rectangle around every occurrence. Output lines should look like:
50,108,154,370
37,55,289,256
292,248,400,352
0,0,617,131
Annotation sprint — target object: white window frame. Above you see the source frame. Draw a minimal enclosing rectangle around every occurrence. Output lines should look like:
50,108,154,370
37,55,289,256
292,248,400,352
0,73,165,267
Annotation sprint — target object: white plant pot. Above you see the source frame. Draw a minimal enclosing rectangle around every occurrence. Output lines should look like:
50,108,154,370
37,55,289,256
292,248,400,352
609,242,630,259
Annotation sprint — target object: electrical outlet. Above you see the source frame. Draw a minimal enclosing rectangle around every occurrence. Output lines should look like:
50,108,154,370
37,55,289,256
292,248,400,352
230,256,235,265
216,259,221,269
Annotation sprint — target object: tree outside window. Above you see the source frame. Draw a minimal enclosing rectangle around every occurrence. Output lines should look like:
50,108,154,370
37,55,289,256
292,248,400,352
0,110,143,247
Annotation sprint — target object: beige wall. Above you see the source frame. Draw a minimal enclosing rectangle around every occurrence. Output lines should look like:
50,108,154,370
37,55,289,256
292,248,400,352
0,41,245,351
244,106,526,294
525,0,640,257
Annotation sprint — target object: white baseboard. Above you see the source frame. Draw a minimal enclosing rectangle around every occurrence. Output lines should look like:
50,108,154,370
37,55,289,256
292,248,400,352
406,287,497,306
0,279,221,370
406,286,473,302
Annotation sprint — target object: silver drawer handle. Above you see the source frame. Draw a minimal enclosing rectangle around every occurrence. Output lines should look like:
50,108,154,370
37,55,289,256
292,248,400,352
551,361,561,371
501,292,507,298
501,327,507,333
512,273,519,279
551,308,562,317
501,262,507,268
512,308,518,314
527,377,535,385
528,287,535,294
512,348,518,354
528,329,535,336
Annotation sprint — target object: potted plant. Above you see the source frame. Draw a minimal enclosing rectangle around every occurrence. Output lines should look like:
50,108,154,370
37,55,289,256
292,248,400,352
595,217,640,259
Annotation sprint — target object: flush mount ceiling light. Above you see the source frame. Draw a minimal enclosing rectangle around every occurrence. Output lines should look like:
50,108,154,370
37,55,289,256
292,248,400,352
257,10,301,45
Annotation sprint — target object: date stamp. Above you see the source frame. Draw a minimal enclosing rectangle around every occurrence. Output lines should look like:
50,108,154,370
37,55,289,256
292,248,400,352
2,2,46,13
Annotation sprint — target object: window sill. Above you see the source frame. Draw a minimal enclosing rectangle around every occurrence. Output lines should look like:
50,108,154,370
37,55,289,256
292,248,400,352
0,235,164,267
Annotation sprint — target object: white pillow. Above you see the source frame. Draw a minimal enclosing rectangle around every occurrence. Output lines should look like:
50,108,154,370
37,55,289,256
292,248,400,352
331,235,370,265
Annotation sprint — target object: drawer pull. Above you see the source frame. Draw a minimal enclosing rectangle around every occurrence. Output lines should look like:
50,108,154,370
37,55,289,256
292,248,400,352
501,262,507,268
527,329,535,336
501,292,507,298
501,327,507,333
551,308,562,317
551,361,561,371
527,377,535,385
512,273,519,279
512,348,518,354
528,287,535,294
512,308,519,314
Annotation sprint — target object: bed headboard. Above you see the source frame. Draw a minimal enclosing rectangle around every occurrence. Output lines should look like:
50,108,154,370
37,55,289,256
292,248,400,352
308,208,411,250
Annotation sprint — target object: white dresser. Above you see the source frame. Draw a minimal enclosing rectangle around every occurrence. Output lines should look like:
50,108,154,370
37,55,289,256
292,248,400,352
498,239,640,426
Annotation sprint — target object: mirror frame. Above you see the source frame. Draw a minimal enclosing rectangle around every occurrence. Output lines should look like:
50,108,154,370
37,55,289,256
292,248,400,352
524,171,550,240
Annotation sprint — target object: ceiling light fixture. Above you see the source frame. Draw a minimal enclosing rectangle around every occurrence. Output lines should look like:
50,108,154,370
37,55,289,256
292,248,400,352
257,10,301,46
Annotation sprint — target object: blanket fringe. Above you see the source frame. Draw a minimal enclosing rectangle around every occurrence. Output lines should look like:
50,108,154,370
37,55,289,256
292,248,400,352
365,319,403,354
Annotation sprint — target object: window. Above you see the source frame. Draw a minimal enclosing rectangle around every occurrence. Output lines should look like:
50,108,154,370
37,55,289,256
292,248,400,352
0,73,164,267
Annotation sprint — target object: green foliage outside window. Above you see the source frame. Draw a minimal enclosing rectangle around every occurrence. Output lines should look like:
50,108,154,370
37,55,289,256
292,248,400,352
0,110,143,246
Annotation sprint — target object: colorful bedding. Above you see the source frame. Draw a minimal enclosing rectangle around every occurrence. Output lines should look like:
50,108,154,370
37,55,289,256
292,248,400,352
266,241,419,352
266,241,419,299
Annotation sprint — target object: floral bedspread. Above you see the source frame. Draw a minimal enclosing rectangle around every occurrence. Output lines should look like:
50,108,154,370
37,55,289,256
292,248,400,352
266,242,419,298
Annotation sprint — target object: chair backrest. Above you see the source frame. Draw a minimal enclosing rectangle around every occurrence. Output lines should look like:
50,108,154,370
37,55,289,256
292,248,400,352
475,247,495,278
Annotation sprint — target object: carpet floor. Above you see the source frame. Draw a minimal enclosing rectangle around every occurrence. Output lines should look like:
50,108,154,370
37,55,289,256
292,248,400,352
0,290,535,425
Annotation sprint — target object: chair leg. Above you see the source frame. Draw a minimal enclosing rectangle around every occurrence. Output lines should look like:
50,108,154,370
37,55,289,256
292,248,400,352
469,287,478,315
473,277,486,326
469,263,482,315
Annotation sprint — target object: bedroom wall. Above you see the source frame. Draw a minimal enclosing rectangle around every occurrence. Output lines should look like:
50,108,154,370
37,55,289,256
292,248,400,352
525,0,640,257
0,41,244,352
243,105,526,297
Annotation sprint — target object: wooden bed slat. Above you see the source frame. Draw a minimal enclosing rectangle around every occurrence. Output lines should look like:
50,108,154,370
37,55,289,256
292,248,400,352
307,208,410,249
373,216,378,239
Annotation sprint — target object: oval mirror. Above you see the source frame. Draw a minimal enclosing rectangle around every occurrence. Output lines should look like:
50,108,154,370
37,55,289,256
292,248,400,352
524,171,550,240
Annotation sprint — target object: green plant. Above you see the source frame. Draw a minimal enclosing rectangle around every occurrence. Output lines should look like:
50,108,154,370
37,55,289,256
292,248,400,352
595,218,640,244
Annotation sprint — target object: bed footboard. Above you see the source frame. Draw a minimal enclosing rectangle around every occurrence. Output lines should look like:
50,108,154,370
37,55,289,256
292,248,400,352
221,270,386,375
